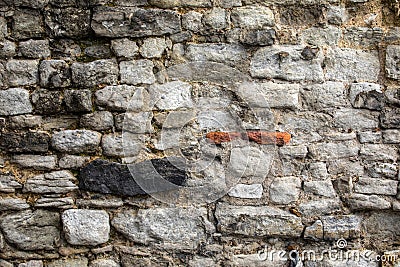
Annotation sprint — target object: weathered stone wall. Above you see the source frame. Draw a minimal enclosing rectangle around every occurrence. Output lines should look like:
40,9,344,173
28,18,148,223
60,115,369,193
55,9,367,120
0,0,400,266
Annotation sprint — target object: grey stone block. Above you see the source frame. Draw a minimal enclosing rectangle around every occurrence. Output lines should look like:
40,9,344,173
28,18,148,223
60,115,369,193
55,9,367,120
120,60,155,85
0,88,32,116
62,209,110,246
19,39,51,59
71,59,118,88
64,89,92,113
39,60,71,88
6,59,39,86
52,130,102,154
231,6,275,29
23,170,78,194
95,85,148,111
12,155,57,170
149,81,193,110
44,8,91,37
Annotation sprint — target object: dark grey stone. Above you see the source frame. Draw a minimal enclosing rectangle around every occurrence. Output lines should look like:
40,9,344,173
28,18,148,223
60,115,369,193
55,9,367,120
19,39,51,59
71,59,118,88
64,89,92,113
240,29,276,46
380,107,400,129
39,60,71,88
78,158,187,197
12,9,45,39
32,89,63,115
44,8,91,37
0,132,50,153
92,6,181,37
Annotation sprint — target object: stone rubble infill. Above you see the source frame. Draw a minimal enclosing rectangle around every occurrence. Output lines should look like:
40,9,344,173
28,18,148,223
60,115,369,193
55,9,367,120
78,158,187,197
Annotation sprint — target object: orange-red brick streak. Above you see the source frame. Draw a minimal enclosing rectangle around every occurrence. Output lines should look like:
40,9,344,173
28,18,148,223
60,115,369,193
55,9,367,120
206,131,291,146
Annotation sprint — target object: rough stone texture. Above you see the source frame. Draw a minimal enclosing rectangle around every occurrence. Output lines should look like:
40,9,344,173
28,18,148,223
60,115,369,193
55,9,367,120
386,45,400,80
11,155,57,170
101,133,141,157
19,39,50,59
348,193,391,210
309,140,360,160
71,59,119,88
112,207,210,250
381,107,400,129
349,83,384,110
354,178,398,196
44,8,91,37
0,198,30,211
149,81,193,110
322,215,362,240
80,111,114,131
6,60,39,86
140,37,167,58
0,132,50,153
185,43,246,67
95,85,148,111
269,176,301,204
304,180,337,198
0,210,60,251
120,60,156,85
64,89,93,113
228,184,263,199
250,45,324,81
62,209,110,246
302,82,347,110
325,48,380,82
32,89,63,115
111,38,139,59
0,175,23,193
215,203,303,237
0,88,32,116
231,6,275,29
12,9,45,39
23,170,78,194
46,258,89,267
52,130,102,154
58,155,90,169
39,60,71,88
92,7,181,37
78,158,187,196
0,0,400,264
236,82,300,109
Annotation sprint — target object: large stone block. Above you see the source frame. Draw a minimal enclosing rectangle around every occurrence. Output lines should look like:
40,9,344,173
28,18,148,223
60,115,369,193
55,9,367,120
112,207,210,250
71,59,118,88
308,140,360,161
39,60,71,88
120,60,155,85
269,176,301,204
6,60,39,86
185,43,247,67
0,88,32,116
231,6,275,29
149,81,193,110
250,45,324,81
44,8,91,37
78,158,187,196
325,48,380,82
62,209,110,246
0,210,60,251
92,7,181,37
301,82,347,110
12,9,45,39
52,130,102,154
215,203,304,237
11,155,57,170
0,132,50,153
95,85,148,111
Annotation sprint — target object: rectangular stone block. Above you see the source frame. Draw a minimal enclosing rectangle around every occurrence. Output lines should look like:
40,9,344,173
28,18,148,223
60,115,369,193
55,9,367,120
71,59,118,88
322,215,362,240
354,178,398,196
308,140,360,161
215,203,303,237
250,45,324,81
92,6,181,37
0,132,49,153
325,48,380,82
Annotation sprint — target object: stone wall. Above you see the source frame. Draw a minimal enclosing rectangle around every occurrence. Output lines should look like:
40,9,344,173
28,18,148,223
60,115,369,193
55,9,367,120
0,0,400,266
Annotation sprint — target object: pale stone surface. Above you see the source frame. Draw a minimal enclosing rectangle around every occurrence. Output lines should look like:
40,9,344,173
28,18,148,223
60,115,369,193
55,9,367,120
269,176,301,204
62,209,110,246
0,88,33,116
52,130,102,154
96,85,148,111
23,170,78,194
228,184,263,199
112,207,211,250
120,60,156,85
149,81,193,110
215,203,304,237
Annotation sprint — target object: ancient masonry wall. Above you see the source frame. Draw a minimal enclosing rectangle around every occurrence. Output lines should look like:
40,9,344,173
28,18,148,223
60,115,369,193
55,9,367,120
0,0,400,266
